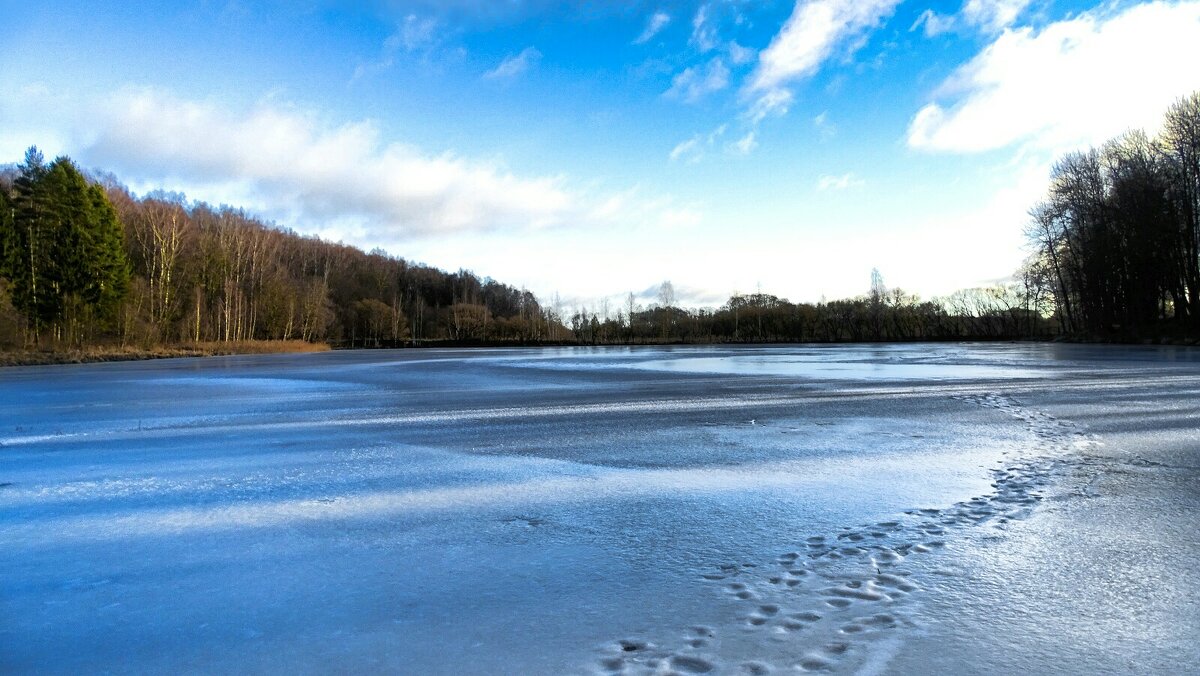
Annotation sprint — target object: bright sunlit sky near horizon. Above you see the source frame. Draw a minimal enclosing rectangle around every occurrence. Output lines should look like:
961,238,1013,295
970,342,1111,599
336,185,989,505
3,1,1200,308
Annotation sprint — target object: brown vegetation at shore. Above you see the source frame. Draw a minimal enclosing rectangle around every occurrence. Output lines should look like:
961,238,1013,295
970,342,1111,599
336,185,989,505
0,340,329,366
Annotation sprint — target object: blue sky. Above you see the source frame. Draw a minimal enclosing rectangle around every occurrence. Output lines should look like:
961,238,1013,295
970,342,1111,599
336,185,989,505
3,1,1200,309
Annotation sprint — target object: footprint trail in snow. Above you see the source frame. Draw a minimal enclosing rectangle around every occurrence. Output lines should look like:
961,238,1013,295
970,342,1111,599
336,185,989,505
592,392,1099,674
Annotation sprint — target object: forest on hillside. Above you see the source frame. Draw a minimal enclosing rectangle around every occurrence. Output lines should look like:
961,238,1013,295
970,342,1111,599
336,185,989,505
0,92,1197,355
0,149,548,351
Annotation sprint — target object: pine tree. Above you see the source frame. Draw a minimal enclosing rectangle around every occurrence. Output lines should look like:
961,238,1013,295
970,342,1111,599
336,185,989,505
42,158,91,309
4,148,130,342
84,182,130,321
7,146,56,339
0,187,12,276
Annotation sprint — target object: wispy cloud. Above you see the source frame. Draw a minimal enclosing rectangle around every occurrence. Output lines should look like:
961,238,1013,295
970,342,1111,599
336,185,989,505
816,172,864,191
665,58,730,103
963,0,1034,33
670,125,756,161
484,46,542,80
813,111,837,139
669,125,727,163
911,0,1032,37
743,89,793,125
728,41,755,66
728,131,758,156
635,11,671,44
352,14,441,82
669,137,703,163
658,206,703,229
691,4,719,52
907,2,1200,154
395,13,439,51
631,281,726,307
909,9,957,37
745,0,901,123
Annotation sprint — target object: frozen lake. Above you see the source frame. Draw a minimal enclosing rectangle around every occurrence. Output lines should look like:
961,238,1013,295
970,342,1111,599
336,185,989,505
2,343,1198,674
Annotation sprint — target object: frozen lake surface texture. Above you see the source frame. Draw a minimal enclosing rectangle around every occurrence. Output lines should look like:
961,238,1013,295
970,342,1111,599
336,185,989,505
2,344,1198,674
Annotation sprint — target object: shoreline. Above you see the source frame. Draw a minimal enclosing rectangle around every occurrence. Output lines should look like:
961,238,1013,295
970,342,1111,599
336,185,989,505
0,340,330,367
3,333,1197,367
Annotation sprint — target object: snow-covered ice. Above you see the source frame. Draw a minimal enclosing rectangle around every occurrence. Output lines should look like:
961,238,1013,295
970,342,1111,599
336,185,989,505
1,344,1197,673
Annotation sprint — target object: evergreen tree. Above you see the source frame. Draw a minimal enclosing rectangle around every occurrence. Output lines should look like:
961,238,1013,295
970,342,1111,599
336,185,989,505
41,158,91,312
3,148,130,341
84,182,130,321
7,147,56,338
0,187,12,276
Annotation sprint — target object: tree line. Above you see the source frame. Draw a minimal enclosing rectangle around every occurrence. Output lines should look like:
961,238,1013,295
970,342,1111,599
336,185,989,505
7,88,1198,355
1026,92,1200,337
0,147,1061,353
0,147,554,350
564,273,1052,345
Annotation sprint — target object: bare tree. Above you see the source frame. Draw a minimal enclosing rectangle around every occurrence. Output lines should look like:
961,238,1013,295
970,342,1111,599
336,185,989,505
658,280,675,341
625,292,636,340
1161,92,1200,319
658,280,676,308
869,268,887,340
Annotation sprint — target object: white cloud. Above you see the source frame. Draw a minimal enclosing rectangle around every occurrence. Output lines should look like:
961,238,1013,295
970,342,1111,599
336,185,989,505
582,186,703,230
813,110,837,139
668,125,727,163
909,9,957,37
484,46,542,79
615,281,725,308
635,11,671,44
691,4,719,52
728,131,758,155
816,172,864,190
728,41,756,66
88,89,571,236
663,282,728,307
670,126,757,161
908,2,1200,154
669,137,703,163
0,87,703,247
352,14,441,81
744,88,793,125
747,0,901,95
962,0,1033,33
910,0,1031,38
658,206,703,229
665,58,730,102
395,14,439,52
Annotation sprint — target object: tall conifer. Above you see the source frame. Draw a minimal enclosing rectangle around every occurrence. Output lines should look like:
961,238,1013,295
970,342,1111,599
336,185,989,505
8,147,55,337
4,148,130,340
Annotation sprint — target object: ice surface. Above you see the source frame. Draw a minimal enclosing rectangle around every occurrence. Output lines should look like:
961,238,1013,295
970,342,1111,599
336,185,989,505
1,343,1197,673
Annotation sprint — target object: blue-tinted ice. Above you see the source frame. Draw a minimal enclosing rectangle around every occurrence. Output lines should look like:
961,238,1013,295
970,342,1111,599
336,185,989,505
1,344,1197,673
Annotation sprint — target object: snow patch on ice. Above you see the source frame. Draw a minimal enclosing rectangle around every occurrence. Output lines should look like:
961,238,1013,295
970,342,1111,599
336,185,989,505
591,391,1101,674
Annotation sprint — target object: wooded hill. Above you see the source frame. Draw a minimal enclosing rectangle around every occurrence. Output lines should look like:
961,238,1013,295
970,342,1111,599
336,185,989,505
0,149,549,350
